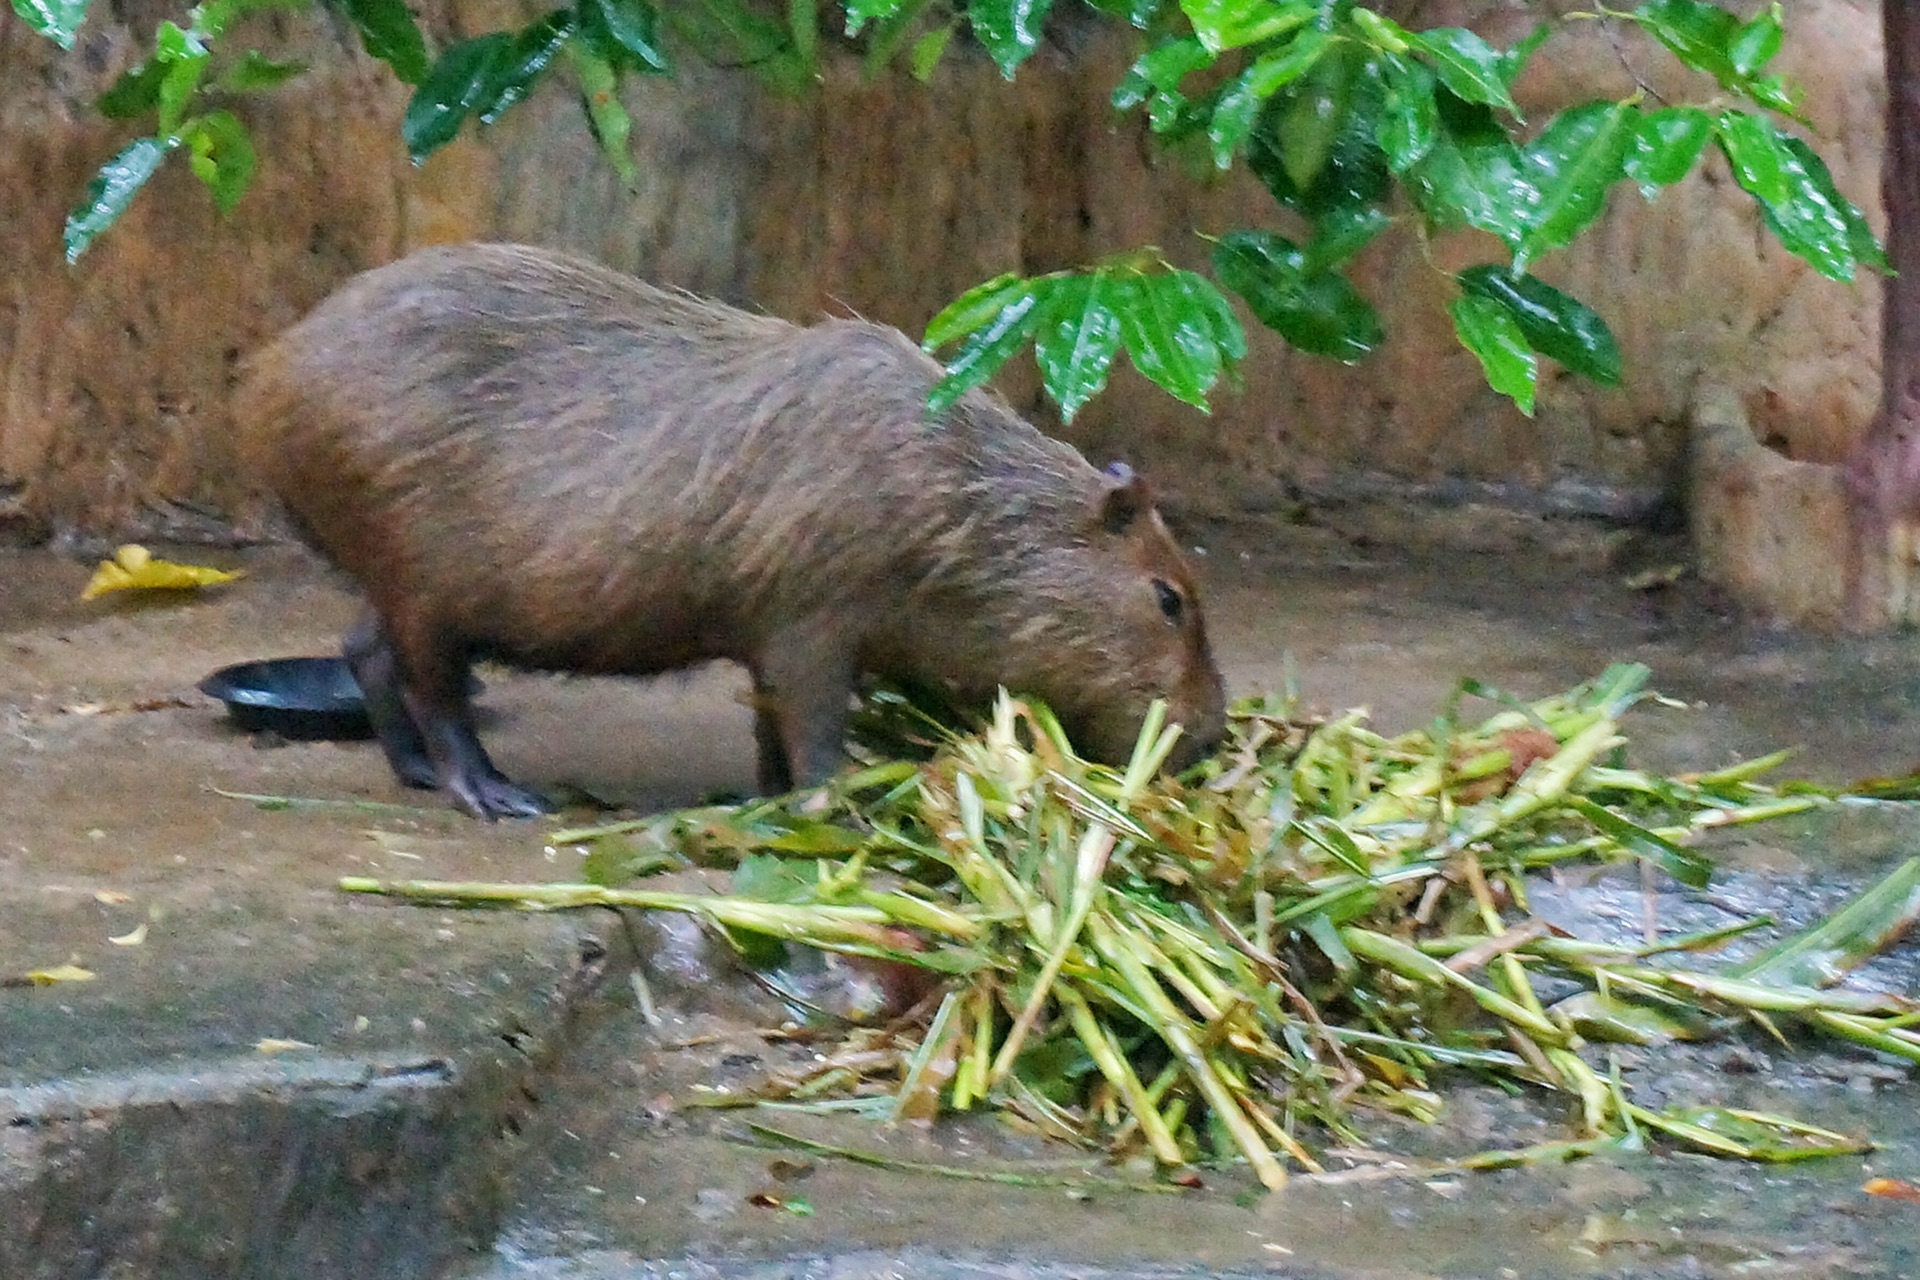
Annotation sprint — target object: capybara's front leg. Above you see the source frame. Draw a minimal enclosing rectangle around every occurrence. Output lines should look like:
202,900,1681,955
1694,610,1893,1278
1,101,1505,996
344,609,436,790
372,608,549,819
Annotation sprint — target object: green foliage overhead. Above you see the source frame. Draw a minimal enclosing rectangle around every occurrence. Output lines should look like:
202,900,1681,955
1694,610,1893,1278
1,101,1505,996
15,0,1881,414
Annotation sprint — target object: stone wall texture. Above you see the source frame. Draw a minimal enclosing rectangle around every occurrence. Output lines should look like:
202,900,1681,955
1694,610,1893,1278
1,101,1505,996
0,0,1886,545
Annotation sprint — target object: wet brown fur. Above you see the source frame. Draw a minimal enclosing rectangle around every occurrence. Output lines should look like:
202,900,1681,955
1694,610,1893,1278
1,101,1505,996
233,243,1225,813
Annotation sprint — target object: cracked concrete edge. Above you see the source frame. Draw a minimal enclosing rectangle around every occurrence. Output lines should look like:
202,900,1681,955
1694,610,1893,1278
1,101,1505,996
0,926,624,1280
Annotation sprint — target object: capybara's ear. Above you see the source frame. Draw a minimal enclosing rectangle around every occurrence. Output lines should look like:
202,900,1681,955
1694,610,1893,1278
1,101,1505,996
1097,461,1150,535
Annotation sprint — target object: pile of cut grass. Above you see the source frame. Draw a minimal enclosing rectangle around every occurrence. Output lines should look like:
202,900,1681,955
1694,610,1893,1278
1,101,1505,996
344,665,1920,1185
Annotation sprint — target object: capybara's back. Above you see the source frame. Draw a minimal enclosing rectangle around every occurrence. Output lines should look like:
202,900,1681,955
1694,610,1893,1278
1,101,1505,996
235,243,1225,816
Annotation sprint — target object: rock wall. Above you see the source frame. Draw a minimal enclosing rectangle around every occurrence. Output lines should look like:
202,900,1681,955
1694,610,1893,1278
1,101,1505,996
0,0,748,544
0,0,1887,549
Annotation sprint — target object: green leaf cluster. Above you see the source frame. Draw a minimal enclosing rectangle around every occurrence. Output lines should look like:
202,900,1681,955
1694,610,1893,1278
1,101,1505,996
62,0,307,261
920,0,1881,417
921,256,1245,420
25,0,1887,422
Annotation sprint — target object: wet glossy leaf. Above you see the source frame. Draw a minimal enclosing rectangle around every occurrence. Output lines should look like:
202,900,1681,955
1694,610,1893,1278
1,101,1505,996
1113,271,1224,410
672,0,806,90
1083,0,1164,27
184,109,257,215
1207,71,1262,169
64,136,171,264
1377,53,1436,172
1743,72,1800,118
1405,94,1534,246
1350,7,1410,54
1175,268,1246,362
476,10,574,124
1729,8,1781,77
1778,132,1887,273
1179,0,1311,55
1457,266,1622,386
1113,35,1210,111
1274,38,1359,194
1624,105,1712,198
569,44,638,184
1188,29,1330,158
1497,19,1551,85
98,60,165,119
333,0,431,85
403,34,513,161
1717,109,1857,282
1306,204,1391,272
1634,0,1739,85
924,273,1028,349
11,0,87,48
968,0,1053,78
1214,230,1381,362
1449,293,1535,416
577,0,670,74
1244,26,1329,96
217,51,310,93
1247,60,1390,217
1410,26,1515,114
927,288,1042,413
156,25,211,136
843,0,909,34
1516,101,1634,271
80,544,244,600
1033,273,1123,423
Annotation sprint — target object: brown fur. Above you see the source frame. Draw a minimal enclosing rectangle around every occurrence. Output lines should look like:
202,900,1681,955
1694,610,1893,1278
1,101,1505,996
233,243,1225,816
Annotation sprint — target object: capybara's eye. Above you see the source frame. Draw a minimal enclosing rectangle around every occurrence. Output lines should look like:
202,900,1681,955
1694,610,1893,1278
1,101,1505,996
1152,579,1184,623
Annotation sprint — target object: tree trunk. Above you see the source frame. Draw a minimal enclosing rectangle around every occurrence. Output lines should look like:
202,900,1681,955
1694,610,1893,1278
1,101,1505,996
1845,2,1920,627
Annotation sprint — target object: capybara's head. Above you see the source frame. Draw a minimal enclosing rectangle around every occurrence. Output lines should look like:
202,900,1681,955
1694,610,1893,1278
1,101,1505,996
965,461,1226,772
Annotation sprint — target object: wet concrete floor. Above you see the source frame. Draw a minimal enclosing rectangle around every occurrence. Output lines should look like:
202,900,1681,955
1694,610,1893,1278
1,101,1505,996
2,521,1917,1278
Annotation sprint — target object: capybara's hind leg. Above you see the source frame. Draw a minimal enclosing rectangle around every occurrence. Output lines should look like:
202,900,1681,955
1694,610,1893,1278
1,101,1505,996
375,610,551,819
344,610,435,789
750,672,795,795
750,631,856,793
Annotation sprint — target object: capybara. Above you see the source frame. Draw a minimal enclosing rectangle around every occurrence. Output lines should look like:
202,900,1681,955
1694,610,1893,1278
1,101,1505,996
233,243,1226,817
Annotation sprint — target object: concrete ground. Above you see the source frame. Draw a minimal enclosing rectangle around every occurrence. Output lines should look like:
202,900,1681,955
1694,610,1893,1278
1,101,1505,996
3,522,1918,1279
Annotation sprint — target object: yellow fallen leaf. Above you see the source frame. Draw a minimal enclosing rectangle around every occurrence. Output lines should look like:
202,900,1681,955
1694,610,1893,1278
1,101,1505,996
94,890,133,904
1865,1176,1920,1203
256,1038,317,1054
108,923,148,946
81,544,244,602
27,963,96,985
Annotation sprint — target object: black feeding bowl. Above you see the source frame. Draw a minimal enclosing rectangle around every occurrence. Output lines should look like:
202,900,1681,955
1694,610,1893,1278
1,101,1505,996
199,656,373,739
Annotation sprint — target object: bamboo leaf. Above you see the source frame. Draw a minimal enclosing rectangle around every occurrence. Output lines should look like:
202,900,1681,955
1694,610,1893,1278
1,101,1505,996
1731,857,1920,988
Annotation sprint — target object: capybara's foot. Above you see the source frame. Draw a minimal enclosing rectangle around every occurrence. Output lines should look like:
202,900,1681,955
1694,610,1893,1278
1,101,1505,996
393,752,439,790
447,771,551,820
